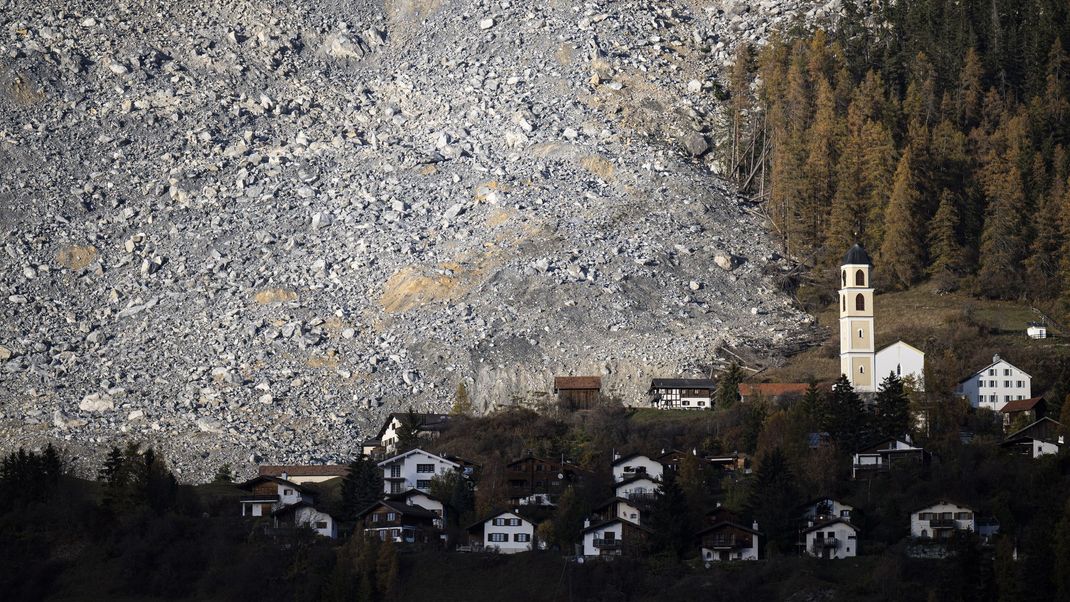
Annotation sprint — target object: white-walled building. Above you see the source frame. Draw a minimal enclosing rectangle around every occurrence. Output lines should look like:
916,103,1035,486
239,476,314,517
851,438,929,479
697,520,761,562
954,354,1031,411
582,518,651,557
387,489,447,529
591,497,643,525
874,341,926,391
648,378,717,410
1026,322,1047,339
800,498,854,522
802,518,859,559
469,511,537,553
612,453,664,483
378,448,461,495
273,502,338,538
911,502,975,539
614,476,661,502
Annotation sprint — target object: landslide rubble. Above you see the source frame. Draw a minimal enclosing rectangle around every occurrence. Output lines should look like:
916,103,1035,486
0,0,831,478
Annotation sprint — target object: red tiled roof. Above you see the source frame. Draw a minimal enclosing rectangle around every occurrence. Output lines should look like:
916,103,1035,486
258,465,350,478
1000,396,1044,413
554,376,601,391
738,383,813,398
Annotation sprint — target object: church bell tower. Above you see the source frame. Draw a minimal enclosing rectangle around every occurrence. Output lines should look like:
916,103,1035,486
840,244,875,392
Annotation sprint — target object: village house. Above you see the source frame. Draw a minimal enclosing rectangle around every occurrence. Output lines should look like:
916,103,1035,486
851,437,930,479
257,464,349,484
615,475,661,503
1000,396,1046,430
954,353,1032,412
589,497,643,525
800,498,854,523
378,448,462,495
581,517,652,558
372,412,452,456
611,452,664,482
910,501,975,540
355,499,440,544
1001,416,1063,458
238,475,317,518
386,489,448,529
648,378,717,410
467,510,539,554
802,518,859,559
272,501,338,539
1026,322,1048,339
696,520,762,562
505,455,585,506
554,376,602,411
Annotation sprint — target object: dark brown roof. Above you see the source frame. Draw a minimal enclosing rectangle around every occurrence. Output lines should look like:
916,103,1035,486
1000,396,1044,413
554,376,601,391
258,465,350,478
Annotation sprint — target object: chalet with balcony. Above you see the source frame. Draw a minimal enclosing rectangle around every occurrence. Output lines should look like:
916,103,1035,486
355,499,440,544
239,476,317,518
910,501,975,540
554,376,602,411
257,464,349,484
505,455,585,506
385,489,448,529
1001,416,1063,458
614,475,661,504
851,437,930,479
581,517,652,558
1000,396,1047,430
802,518,859,559
378,448,462,495
612,453,664,483
590,497,644,526
697,520,761,562
648,378,717,410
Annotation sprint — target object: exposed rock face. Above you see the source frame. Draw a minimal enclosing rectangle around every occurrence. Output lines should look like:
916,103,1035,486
0,0,830,479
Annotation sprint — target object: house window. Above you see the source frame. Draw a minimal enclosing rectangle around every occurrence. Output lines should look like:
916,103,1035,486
855,293,865,311
514,533,531,542
858,329,863,339
416,480,432,489
493,518,506,526
855,269,865,286
1004,396,1011,403
314,521,327,529
390,466,401,478
1004,369,1011,376
372,514,381,523
602,531,616,541
489,533,508,542
416,463,435,473
955,512,972,520
859,365,865,374
387,512,396,521
283,489,293,495
896,364,901,375
989,369,995,376
1004,381,1010,388
1016,381,1023,388
508,518,522,526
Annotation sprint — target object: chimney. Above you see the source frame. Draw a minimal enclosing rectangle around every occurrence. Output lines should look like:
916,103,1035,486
753,521,759,531
584,518,591,529
280,471,288,480
612,449,620,462
993,353,1001,363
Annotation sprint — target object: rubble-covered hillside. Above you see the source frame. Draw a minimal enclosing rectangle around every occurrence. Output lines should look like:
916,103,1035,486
0,0,834,477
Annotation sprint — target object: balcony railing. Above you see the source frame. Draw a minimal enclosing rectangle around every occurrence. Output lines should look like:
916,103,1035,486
706,536,745,549
815,537,839,548
929,519,956,529
593,539,622,549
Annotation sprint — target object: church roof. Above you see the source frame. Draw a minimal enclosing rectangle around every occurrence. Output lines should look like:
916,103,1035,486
842,244,873,266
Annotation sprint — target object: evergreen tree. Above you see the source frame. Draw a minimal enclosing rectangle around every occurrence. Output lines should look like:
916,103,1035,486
859,119,897,250
450,382,473,416
1026,190,1064,296
826,375,866,451
646,469,692,559
977,114,1030,298
213,463,233,483
879,148,926,288
745,448,799,555
395,408,424,453
376,536,400,601
342,456,385,521
959,47,984,126
677,452,712,525
716,363,745,409
873,372,911,441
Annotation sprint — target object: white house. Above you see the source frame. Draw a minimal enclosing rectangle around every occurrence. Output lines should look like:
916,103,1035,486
697,520,761,562
612,453,664,483
378,448,461,495
874,341,926,391
1026,322,1047,339
470,511,537,554
591,497,643,525
273,501,338,538
614,475,660,502
802,518,859,559
851,438,929,479
387,489,447,529
239,476,314,517
911,502,975,539
648,378,717,409
582,518,651,557
954,354,1031,411
373,413,451,455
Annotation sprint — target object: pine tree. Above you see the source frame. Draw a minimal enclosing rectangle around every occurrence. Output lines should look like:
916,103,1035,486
1060,179,1070,306
342,456,384,521
859,119,897,250
213,464,234,483
1026,190,1064,296
450,382,473,416
395,408,423,453
879,148,926,288
826,375,866,451
873,372,911,440
799,76,840,255
647,469,692,559
928,189,966,276
745,448,799,555
376,536,400,601
716,363,745,410
959,47,984,126
977,114,1030,298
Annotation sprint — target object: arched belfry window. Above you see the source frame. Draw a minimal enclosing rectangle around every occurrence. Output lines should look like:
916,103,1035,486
855,293,865,311
859,365,865,374
855,269,865,286
842,271,847,286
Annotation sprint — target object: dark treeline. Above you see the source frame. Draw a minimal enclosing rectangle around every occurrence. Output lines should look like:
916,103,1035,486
724,0,1070,310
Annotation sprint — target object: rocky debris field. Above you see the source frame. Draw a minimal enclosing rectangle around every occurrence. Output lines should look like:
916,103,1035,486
0,0,834,479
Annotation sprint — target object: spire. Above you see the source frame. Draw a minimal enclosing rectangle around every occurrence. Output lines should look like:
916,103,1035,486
842,244,873,266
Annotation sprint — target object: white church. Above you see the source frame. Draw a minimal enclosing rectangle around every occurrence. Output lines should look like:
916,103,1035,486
839,245,925,393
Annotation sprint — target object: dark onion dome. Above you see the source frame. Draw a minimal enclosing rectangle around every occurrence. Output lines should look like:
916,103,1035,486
842,244,873,266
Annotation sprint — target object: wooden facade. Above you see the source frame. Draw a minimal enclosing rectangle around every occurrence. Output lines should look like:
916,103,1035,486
356,500,439,544
554,376,602,411
505,456,583,504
